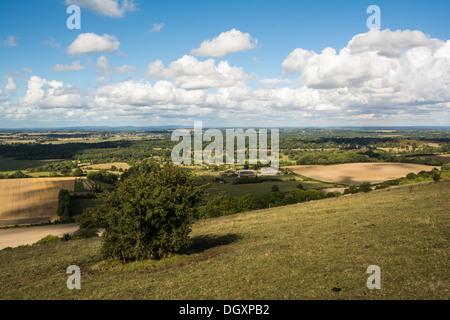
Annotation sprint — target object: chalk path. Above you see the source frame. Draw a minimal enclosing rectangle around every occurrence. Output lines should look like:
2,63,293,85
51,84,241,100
0,223,79,249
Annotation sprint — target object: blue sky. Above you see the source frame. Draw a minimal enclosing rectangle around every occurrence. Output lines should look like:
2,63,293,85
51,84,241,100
0,0,449,128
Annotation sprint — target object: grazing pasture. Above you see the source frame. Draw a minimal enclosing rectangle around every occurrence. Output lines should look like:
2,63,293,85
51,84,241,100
0,178,75,226
286,163,439,185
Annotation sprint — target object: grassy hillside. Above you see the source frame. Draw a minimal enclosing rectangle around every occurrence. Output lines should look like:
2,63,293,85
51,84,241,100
0,180,448,300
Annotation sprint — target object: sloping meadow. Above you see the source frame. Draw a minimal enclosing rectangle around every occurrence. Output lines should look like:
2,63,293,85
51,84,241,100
0,180,448,299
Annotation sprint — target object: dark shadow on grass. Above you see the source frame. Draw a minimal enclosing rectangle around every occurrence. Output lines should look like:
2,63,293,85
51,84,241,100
184,233,241,255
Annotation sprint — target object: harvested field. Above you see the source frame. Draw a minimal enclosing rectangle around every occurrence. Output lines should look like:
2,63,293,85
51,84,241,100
0,178,75,226
286,162,439,185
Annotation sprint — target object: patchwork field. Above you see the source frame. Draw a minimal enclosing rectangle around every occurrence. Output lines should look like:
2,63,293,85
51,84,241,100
0,178,75,226
286,163,439,185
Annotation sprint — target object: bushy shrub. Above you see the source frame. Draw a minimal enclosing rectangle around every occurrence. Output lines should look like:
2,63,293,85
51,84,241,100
358,182,372,193
196,193,239,218
432,173,441,183
417,171,430,179
80,164,205,261
375,182,389,190
325,191,341,198
87,171,118,185
70,228,99,240
406,172,417,180
344,185,359,194
72,168,84,177
197,185,341,220
7,171,30,179
33,235,61,246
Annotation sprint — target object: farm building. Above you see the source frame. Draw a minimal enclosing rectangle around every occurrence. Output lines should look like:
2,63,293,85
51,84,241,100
237,170,257,178
221,169,237,177
260,167,279,176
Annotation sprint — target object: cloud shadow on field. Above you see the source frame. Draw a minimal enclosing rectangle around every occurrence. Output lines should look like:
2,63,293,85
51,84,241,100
338,176,366,186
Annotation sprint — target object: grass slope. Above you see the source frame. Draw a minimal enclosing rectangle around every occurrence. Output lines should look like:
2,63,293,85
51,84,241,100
0,180,448,299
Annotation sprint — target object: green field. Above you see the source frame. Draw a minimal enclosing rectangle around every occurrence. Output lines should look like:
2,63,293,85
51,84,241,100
196,171,338,196
0,170,57,178
0,157,55,178
1,179,448,299
0,157,45,172
209,180,334,196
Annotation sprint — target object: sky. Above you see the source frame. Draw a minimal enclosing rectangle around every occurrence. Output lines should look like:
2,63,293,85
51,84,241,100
0,0,449,128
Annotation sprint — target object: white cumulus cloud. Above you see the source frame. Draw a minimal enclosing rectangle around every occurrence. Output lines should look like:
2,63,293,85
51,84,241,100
20,76,85,108
191,29,258,57
96,55,135,77
66,33,120,55
282,29,450,101
65,0,137,18
5,77,18,92
7,29,450,126
348,29,436,55
147,55,248,89
51,61,85,72
282,48,314,76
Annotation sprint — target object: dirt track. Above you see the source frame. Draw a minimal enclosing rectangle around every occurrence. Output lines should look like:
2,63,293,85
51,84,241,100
0,223,78,249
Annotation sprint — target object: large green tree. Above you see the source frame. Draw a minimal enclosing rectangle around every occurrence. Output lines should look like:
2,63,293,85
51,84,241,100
56,189,72,222
80,164,205,261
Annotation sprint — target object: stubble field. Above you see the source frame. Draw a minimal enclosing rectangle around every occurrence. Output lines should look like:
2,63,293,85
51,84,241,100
0,178,75,226
287,163,439,185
